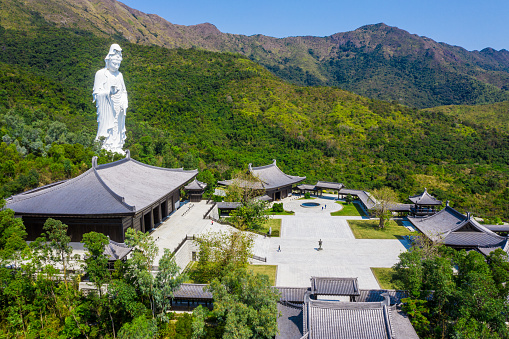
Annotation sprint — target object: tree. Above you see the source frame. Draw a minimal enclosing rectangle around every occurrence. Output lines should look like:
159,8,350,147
117,315,158,339
82,232,110,297
0,200,27,265
229,199,269,231
393,242,509,338
369,187,398,228
124,228,158,318
194,230,254,283
209,267,280,339
224,171,269,231
224,171,264,204
153,249,185,318
124,229,183,320
41,218,75,284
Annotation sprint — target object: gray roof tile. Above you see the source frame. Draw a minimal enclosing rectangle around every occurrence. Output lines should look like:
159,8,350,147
408,206,507,252
218,160,305,190
311,277,360,296
276,287,310,303
304,300,394,339
315,181,344,190
184,179,207,191
173,284,213,300
104,240,132,260
6,155,198,215
409,188,442,205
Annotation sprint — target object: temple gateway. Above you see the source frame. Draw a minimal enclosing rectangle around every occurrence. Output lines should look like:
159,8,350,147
6,151,197,242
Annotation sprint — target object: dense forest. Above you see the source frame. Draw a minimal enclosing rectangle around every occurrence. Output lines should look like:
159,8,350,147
0,21,508,221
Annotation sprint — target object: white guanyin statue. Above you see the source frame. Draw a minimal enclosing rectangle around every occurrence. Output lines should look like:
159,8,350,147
93,44,128,154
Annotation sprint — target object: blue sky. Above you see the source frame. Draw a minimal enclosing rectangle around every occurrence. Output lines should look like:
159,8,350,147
120,0,508,51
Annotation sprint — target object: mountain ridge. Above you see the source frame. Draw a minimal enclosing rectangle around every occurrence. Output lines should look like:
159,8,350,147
1,0,509,108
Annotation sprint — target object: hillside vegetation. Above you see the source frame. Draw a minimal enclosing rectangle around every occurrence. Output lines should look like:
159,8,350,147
424,101,509,133
0,23,508,219
1,0,509,108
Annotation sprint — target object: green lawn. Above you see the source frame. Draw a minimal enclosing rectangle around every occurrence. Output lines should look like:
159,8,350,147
184,262,278,286
347,219,415,239
371,267,397,289
297,197,316,200
330,202,366,216
258,218,281,237
249,264,277,286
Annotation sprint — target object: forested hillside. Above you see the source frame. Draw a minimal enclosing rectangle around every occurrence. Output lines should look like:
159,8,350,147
0,21,508,220
424,101,509,133
1,0,509,108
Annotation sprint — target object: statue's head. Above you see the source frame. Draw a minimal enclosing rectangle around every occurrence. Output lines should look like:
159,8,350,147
105,44,123,72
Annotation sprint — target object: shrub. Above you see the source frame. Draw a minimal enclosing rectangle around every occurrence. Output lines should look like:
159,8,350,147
272,203,284,213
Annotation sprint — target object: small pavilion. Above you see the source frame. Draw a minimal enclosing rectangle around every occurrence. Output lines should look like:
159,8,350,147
408,188,442,216
184,179,207,202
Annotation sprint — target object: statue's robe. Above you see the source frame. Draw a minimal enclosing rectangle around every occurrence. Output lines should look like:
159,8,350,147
93,68,128,148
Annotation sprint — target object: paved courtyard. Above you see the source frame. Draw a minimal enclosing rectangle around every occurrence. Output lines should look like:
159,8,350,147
148,196,409,289
264,196,409,289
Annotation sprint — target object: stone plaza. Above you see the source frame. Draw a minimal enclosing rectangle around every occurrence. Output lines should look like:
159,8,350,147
151,194,410,289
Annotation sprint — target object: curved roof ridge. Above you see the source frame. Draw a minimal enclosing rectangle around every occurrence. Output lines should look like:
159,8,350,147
95,157,129,169
92,168,136,212
418,205,461,221
7,168,95,203
450,217,505,239
129,157,197,173
251,161,305,180
250,162,278,170
409,188,441,205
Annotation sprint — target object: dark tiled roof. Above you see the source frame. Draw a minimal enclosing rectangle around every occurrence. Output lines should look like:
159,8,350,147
409,188,442,205
250,160,306,189
408,206,508,252
310,277,360,296
315,181,344,190
219,160,305,190
216,202,241,209
358,290,408,305
95,157,197,211
339,189,377,210
303,300,394,339
6,154,197,215
184,179,207,191
443,231,505,248
173,284,213,300
484,225,509,232
477,246,505,256
104,240,132,261
276,287,310,303
389,203,413,212
297,184,319,191
339,189,410,212
277,303,304,339
6,168,135,215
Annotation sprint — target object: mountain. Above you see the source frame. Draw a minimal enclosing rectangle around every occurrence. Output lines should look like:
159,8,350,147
2,0,509,108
